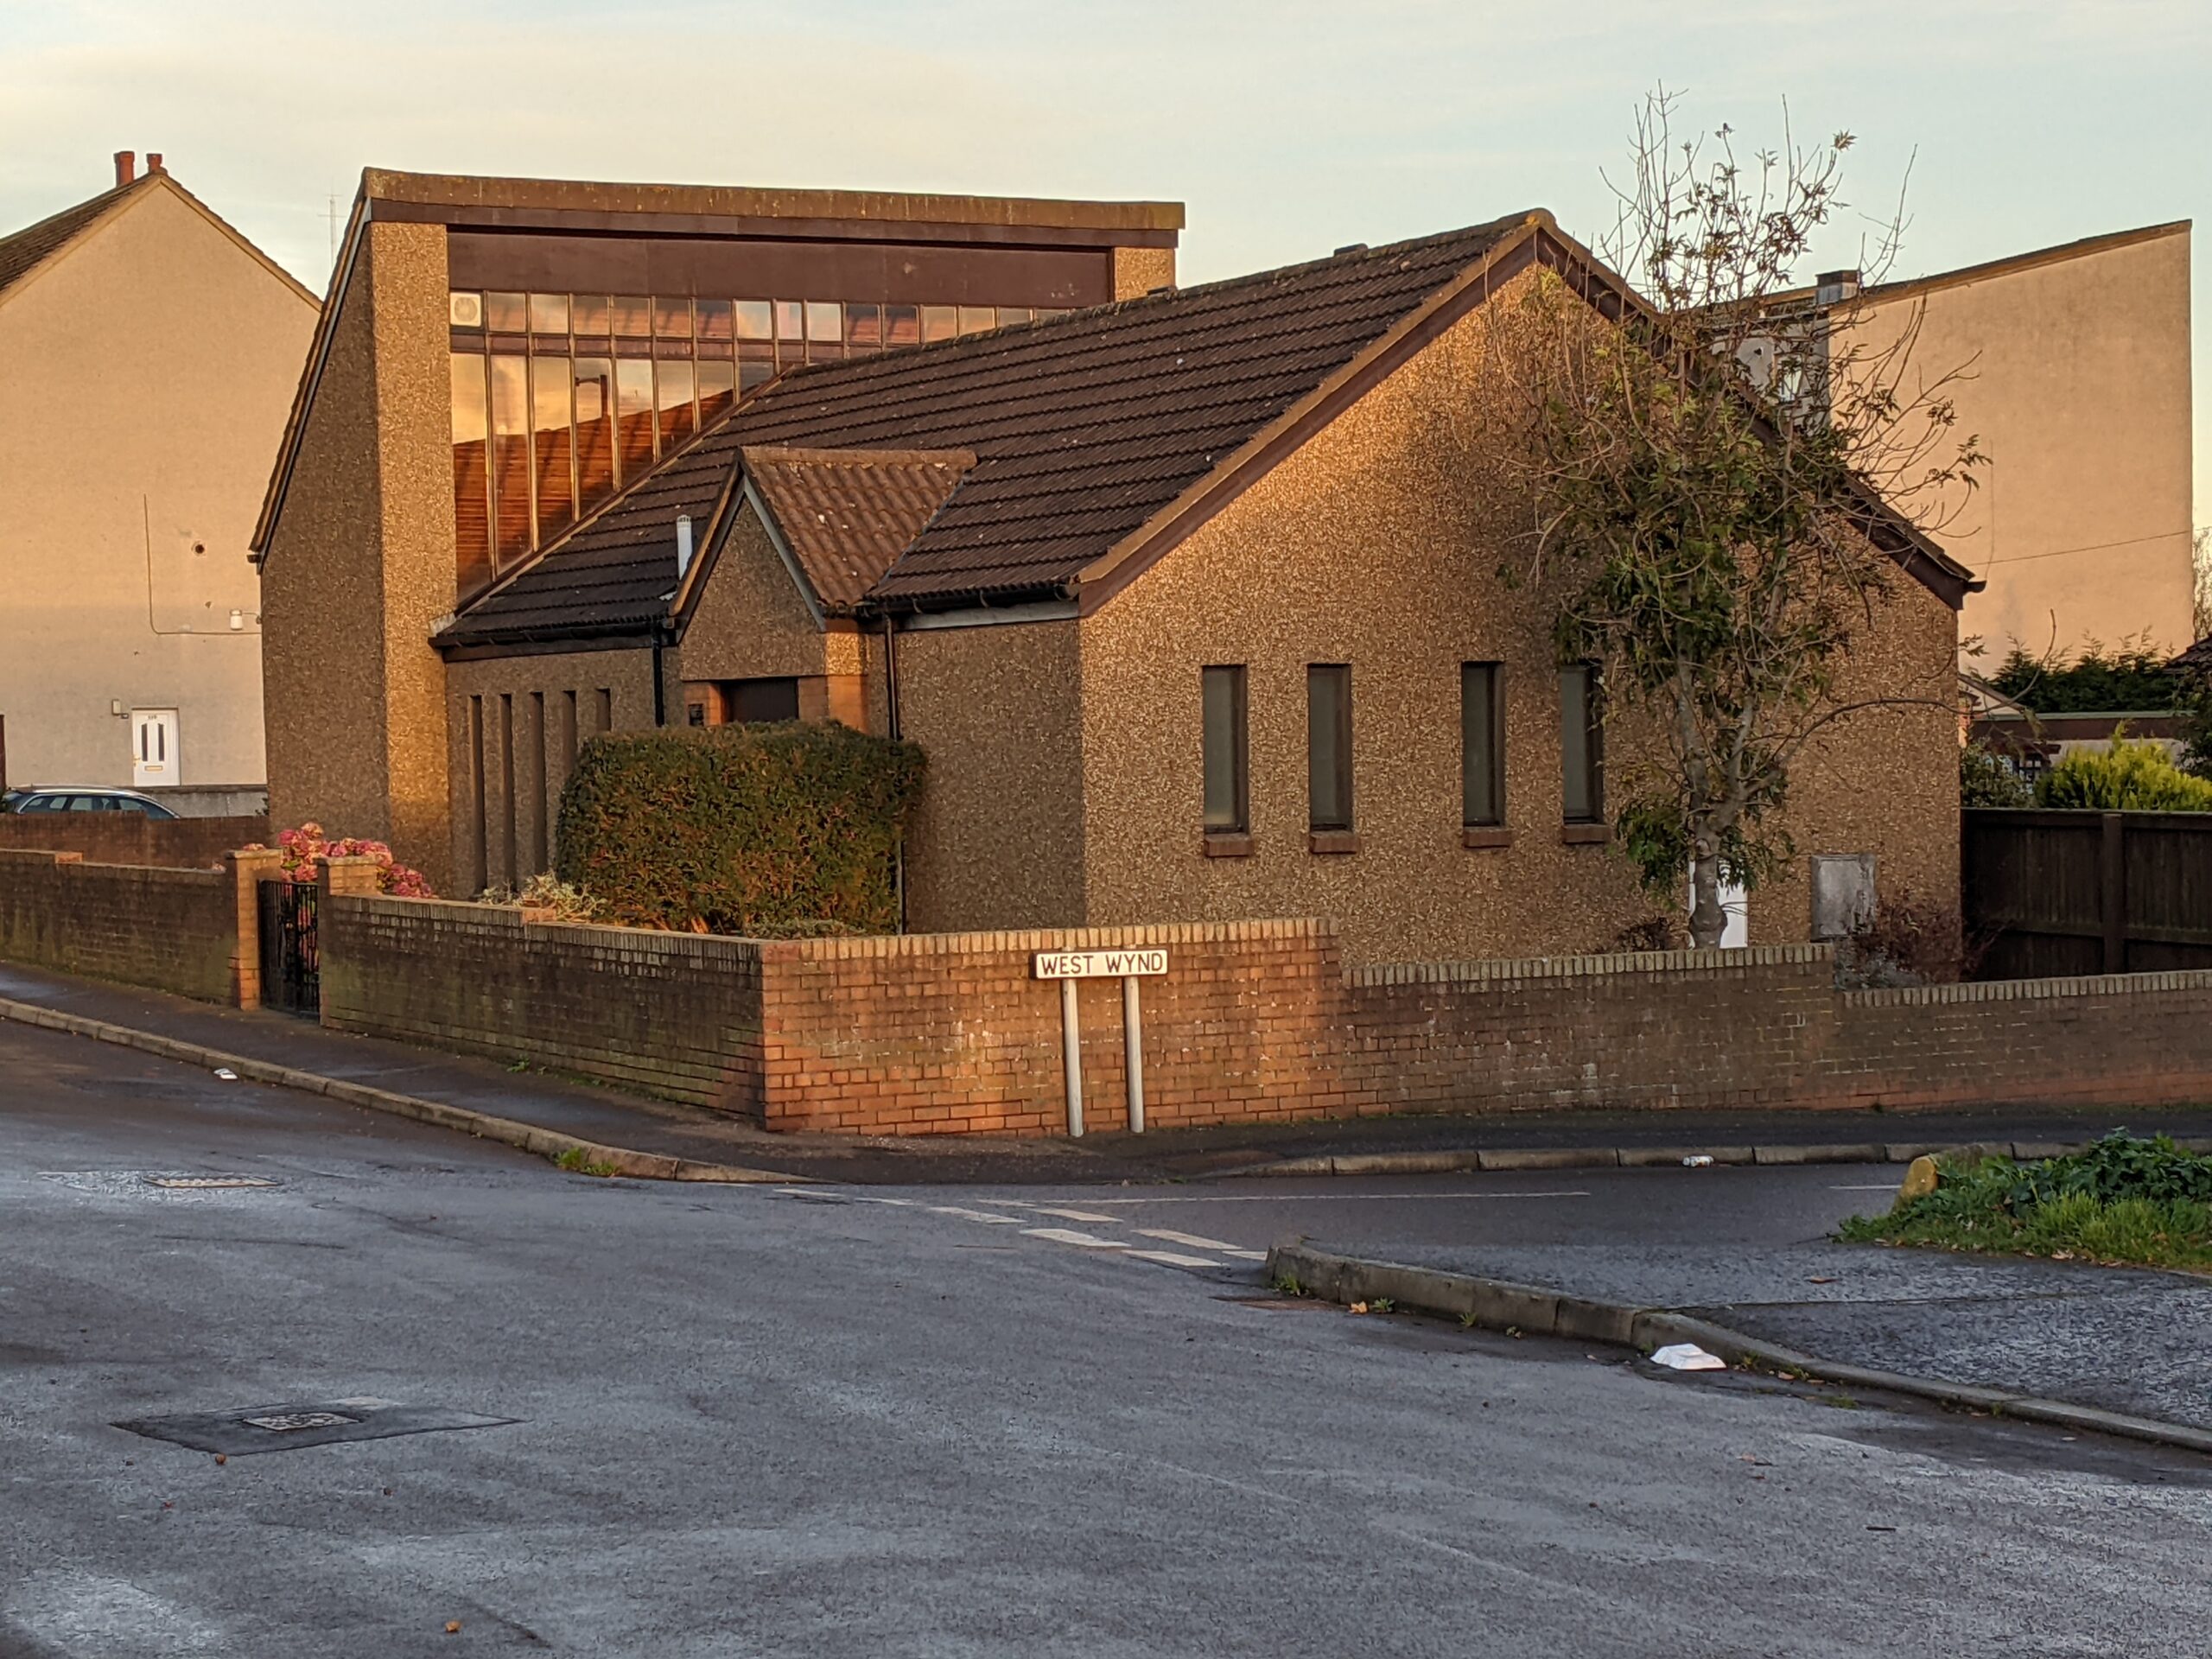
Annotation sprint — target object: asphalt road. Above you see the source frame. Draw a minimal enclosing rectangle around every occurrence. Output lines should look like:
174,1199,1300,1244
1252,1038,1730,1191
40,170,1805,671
6,1020,2211,1657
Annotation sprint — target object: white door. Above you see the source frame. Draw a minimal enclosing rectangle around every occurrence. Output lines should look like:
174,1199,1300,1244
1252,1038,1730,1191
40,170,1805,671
130,709,179,787
1688,872,1751,947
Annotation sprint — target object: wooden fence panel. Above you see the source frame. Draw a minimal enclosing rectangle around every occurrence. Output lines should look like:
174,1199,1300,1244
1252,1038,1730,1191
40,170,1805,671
1964,808,2212,978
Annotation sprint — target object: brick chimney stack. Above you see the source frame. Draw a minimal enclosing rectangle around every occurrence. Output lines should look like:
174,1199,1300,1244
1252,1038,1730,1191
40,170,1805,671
113,150,136,188
146,152,164,175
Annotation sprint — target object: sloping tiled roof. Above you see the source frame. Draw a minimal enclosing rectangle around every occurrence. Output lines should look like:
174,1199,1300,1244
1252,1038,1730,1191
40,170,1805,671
2171,638,2212,677
741,447,974,613
439,213,1535,646
0,176,153,302
442,426,739,641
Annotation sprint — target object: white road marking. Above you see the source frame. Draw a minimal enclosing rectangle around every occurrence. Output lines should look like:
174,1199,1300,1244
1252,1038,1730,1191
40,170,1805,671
1138,1228,1266,1260
1020,1227,1129,1249
1124,1249,1225,1268
1015,1205,1122,1224
928,1205,1025,1224
1077,1190,1592,1205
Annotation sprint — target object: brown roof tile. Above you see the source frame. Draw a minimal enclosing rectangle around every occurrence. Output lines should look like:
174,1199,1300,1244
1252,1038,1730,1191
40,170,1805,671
741,447,973,613
442,213,1535,645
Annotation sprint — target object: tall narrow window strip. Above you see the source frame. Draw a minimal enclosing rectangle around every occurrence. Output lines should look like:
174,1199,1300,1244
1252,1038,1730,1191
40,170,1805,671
656,359,697,450
615,359,657,481
449,354,492,596
1560,665,1604,823
572,357,616,507
529,355,576,545
1201,666,1248,835
1461,662,1504,826
695,358,736,428
1306,664,1353,832
488,354,533,570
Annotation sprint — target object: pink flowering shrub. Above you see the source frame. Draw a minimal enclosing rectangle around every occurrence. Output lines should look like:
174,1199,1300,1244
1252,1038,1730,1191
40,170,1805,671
244,822,434,898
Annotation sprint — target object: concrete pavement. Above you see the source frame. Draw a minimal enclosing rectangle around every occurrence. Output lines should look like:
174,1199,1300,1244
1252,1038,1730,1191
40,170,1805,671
7,1020,2212,1656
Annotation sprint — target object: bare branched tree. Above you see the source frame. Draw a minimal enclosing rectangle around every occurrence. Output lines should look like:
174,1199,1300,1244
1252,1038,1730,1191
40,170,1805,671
1489,87,1987,947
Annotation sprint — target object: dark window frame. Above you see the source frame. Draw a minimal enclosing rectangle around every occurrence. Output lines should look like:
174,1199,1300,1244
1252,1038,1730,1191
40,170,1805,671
1200,665,1249,836
1461,661,1504,827
1560,663,1605,824
1306,664,1354,834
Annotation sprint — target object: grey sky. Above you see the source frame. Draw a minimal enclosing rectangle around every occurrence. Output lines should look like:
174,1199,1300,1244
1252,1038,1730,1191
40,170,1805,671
3,0,2203,547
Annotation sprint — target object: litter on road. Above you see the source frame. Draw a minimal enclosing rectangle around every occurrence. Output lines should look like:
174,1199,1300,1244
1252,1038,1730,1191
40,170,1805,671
1651,1343,1728,1372
213,1068,238,1082
1681,1154,1715,1167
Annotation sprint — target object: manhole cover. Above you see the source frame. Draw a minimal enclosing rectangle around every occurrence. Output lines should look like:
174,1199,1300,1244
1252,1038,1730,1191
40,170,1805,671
242,1410,359,1433
143,1175,281,1191
116,1397,515,1456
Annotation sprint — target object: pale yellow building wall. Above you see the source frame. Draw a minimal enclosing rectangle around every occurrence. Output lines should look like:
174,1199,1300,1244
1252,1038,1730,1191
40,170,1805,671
895,619,1084,932
259,219,455,880
1077,284,1960,965
1111,246,1176,301
1851,226,2194,660
0,183,316,789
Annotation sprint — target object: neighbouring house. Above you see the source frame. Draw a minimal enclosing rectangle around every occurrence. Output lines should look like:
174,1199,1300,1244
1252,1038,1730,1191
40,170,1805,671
1753,222,2195,662
408,208,1973,963
1961,671,2187,779
0,152,319,806
251,168,1183,880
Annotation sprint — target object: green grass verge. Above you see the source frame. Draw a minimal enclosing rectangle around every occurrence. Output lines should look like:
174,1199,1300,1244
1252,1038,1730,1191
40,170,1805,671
1837,1132,2212,1274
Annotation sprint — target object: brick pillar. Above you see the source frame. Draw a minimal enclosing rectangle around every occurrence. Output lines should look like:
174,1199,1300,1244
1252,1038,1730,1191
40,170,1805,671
226,847,284,1008
316,854,385,901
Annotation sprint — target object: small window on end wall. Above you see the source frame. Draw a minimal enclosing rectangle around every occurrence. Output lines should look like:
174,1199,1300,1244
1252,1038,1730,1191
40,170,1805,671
1560,664,1604,823
1306,664,1352,833
1200,665,1248,836
1461,663,1503,826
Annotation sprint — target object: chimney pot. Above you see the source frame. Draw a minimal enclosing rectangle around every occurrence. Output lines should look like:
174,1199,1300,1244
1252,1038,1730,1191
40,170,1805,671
146,152,164,175
1815,268,1861,307
113,150,136,188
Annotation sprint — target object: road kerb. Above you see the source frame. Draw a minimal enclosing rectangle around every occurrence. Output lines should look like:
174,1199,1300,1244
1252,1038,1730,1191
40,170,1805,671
0,995,805,1185
1264,1242,2212,1459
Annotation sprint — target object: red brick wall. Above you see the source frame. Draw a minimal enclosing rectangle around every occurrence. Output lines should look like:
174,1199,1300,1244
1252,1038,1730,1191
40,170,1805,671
305,907,2212,1135
0,814,268,869
754,920,1344,1134
0,849,244,1002
1345,946,1840,1116
319,895,766,1113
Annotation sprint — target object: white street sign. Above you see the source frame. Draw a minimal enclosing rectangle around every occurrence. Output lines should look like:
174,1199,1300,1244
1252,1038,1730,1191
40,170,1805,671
1033,949,1167,980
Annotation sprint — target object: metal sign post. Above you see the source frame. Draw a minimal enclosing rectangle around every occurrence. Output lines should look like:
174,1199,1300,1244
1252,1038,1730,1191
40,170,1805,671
1033,950,1167,1138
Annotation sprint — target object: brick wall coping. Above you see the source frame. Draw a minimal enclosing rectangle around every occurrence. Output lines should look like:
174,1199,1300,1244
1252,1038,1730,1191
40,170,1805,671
771,916,1333,961
0,847,226,885
1842,968,2212,1007
343,893,769,966
345,898,1334,963
1349,943,1832,988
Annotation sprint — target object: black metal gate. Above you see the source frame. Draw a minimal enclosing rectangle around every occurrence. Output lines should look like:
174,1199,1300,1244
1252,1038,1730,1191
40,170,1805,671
257,880,320,1015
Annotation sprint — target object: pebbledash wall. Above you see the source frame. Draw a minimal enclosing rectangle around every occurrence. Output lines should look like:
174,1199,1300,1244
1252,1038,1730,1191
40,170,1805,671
317,896,2212,1134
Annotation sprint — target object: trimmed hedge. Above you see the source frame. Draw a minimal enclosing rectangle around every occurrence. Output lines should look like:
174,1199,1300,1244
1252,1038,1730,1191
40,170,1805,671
556,723,925,936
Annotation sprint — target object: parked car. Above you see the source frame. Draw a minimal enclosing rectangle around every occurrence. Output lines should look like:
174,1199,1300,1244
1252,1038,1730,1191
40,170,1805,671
0,786,181,820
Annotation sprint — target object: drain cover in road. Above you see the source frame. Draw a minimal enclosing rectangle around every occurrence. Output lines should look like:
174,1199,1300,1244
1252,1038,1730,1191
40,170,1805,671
116,1397,515,1455
143,1174,281,1191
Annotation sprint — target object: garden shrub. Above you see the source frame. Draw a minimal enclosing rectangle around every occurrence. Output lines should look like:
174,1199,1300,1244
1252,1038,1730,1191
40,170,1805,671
2034,735,2212,811
245,823,433,897
556,723,925,936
